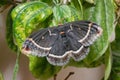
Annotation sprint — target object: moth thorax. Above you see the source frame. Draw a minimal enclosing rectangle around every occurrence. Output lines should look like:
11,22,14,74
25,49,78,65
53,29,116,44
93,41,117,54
60,31,66,37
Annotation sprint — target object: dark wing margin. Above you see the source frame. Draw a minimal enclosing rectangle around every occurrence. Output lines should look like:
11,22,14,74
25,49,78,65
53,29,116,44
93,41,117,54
22,27,58,57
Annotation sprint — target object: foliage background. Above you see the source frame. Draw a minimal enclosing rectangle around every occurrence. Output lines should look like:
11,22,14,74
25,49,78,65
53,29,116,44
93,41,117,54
0,0,120,80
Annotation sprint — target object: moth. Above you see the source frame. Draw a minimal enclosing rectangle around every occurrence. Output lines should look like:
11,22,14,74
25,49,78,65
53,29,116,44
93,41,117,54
21,20,103,66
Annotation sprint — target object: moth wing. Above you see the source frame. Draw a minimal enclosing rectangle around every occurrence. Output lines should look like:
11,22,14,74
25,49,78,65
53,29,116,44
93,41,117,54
66,21,102,46
22,27,59,57
66,34,90,61
71,46,90,61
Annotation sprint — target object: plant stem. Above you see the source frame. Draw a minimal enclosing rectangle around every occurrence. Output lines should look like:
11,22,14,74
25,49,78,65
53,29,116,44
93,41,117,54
12,49,20,80
64,72,74,80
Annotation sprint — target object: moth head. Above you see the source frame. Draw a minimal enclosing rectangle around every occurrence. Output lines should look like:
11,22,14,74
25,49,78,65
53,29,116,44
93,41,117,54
97,26,103,36
21,39,32,56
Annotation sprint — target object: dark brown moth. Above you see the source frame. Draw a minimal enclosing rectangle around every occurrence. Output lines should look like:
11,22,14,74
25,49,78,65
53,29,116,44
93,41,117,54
21,20,103,66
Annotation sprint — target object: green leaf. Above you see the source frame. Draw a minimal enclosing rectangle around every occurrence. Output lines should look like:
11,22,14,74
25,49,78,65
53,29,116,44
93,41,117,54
11,3,28,20
104,46,112,80
70,0,83,18
111,25,120,53
29,56,61,80
83,0,115,64
12,50,20,80
12,1,52,48
109,24,120,80
50,4,81,26
6,6,17,52
52,5,71,24
85,0,95,4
